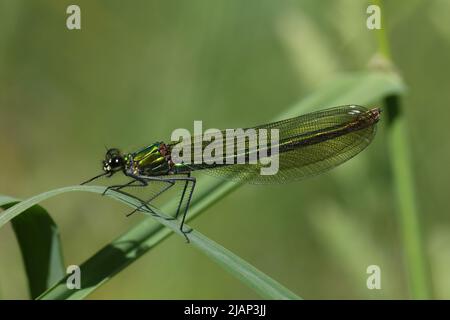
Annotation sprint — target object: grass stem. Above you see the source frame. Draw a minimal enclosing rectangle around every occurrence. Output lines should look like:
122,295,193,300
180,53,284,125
374,0,431,299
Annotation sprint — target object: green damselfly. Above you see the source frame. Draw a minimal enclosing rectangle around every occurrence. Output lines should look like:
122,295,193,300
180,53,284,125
82,105,381,242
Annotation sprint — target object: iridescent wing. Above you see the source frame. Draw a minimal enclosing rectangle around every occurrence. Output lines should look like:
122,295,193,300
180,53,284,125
168,105,379,184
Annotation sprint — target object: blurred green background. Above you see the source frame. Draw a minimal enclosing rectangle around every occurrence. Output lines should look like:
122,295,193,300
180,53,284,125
1,0,450,299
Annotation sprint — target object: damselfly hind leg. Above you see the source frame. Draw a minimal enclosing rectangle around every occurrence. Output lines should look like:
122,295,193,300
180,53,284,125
173,173,196,243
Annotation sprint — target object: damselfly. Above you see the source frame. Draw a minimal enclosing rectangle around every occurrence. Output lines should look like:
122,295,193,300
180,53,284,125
82,105,381,242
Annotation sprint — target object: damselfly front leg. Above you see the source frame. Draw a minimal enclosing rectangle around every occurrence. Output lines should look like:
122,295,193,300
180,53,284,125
104,185,160,217
102,178,146,195
100,177,160,215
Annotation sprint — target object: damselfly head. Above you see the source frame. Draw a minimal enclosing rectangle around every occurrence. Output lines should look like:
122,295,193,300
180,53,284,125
103,148,125,174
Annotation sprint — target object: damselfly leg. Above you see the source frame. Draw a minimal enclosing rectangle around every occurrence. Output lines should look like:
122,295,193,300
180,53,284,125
125,179,175,217
108,173,196,243
99,177,163,216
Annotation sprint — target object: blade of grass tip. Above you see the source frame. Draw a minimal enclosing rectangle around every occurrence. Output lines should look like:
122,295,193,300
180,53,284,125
35,70,405,300
373,0,431,299
0,195,65,299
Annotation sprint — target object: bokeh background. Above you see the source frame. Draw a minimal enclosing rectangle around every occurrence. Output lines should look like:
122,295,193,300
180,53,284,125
1,0,450,299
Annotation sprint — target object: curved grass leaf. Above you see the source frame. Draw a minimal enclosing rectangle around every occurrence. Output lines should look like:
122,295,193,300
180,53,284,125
0,186,300,300
0,195,65,299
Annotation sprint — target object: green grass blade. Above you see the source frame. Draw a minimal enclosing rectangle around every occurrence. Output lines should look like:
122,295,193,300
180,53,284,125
385,95,431,298
1,70,405,299
372,1,431,298
0,195,65,299
0,186,300,300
